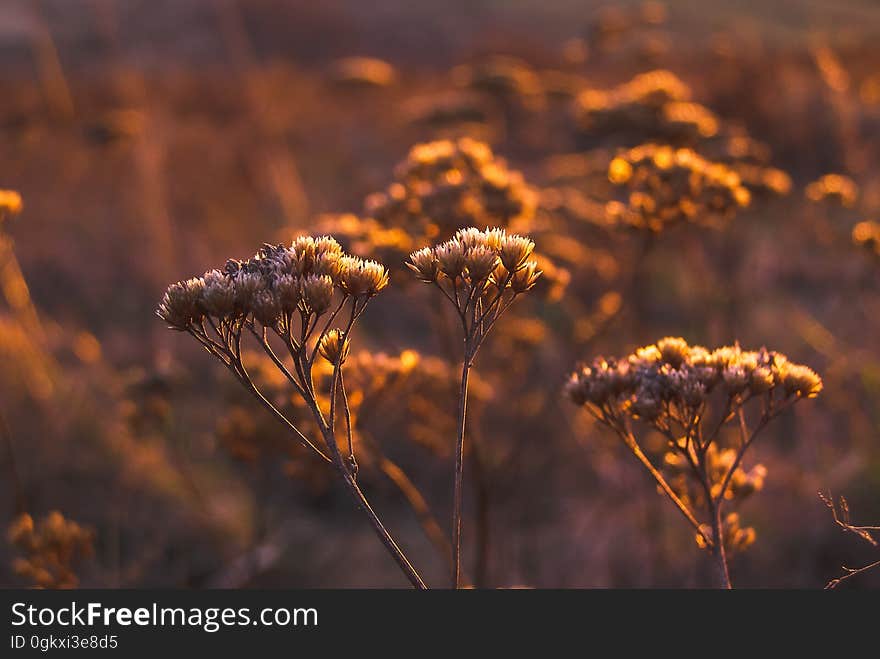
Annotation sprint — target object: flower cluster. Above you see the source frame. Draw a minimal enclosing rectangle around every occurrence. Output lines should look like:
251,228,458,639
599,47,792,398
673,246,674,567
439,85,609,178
805,173,859,208
605,143,751,232
566,337,821,578
157,235,388,334
852,220,880,257
407,227,542,314
575,70,721,143
565,337,821,417
7,512,94,589
365,138,538,240
159,237,428,589
666,444,766,555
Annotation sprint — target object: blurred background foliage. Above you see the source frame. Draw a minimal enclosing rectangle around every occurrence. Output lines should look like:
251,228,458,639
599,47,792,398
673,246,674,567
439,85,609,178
0,0,879,587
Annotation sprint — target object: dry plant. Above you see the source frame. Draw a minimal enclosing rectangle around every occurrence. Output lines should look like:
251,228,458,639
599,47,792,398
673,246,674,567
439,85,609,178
408,227,542,587
7,512,94,589
157,236,427,588
820,492,880,589
565,337,822,587
606,144,751,233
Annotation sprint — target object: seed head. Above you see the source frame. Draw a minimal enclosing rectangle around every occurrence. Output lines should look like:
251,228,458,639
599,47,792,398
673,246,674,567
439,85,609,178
465,245,499,283
455,227,488,251
233,272,263,311
157,278,205,330
780,363,823,398
407,247,439,282
657,336,690,367
319,329,350,365
300,274,335,314
435,240,467,279
510,260,542,293
274,274,300,313
340,257,389,296
252,289,281,326
201,270,236,317
499,234,535,272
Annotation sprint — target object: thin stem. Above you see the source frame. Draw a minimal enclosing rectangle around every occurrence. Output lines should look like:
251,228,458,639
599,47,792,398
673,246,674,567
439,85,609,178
236,359,331,463
708,498,732,589
324,363,427,589
617,427,711,547
338,370,356,470
826,559,880,589
452,348,472,589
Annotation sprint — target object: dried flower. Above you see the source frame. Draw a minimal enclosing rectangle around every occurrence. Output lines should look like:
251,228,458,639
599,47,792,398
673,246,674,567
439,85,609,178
319,329,350,365
156,278,205,330
566,337,822,587
605,144,751,232
158,236,426,589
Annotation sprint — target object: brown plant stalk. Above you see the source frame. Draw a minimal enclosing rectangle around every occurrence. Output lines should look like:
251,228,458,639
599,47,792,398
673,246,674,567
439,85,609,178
408,227,541,587
159,238,426,588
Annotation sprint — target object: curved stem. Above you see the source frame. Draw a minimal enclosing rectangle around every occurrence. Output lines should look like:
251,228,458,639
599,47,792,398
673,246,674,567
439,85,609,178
320,408,427,589
619,429,711,547
326,361,427,589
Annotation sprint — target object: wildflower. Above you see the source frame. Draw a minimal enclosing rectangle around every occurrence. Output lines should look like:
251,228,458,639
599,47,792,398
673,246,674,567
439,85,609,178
339,258,389,297
464,245,499,282
366,138,537,239
158,237,426,589
408,227,541,588
435,240,467,279
566,337,822,588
